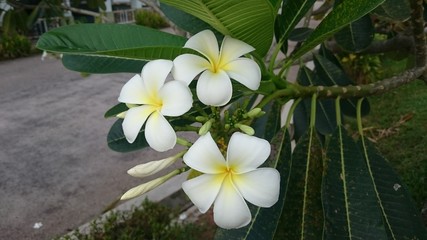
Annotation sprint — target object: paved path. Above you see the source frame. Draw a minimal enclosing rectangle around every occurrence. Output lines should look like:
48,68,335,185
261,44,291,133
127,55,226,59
0,55,186,240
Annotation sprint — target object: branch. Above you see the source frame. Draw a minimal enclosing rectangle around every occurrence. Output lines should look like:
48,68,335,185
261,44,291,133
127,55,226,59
409,0,427,82
257,66,426,108
292,66,426,98
326,35,414,55
311,0,333,16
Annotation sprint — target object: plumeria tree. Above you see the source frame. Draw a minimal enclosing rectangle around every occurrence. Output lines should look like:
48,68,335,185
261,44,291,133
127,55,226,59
37,0,427,239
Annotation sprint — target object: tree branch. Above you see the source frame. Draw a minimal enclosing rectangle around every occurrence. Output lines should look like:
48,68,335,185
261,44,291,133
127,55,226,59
258,66,426,108
409,0,427,82
291,66,426,99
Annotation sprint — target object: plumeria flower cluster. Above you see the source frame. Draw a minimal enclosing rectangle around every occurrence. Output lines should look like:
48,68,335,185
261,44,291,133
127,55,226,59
116,30,280,229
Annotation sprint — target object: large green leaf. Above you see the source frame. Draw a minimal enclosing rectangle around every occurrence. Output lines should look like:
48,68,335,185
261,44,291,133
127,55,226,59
276,0,317,42
62,54,144,73
290,0,386,61
159,0,275,57
323,127,388,239
359,139,427,239
334,15,374,52
215,130,293,240
160,3,221,37
373,0,411,21
107,119,149,152
275,129,324,239
37,24,193,73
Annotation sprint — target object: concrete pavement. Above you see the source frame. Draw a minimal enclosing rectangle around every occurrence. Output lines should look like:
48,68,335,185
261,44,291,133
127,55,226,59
0,55,187,240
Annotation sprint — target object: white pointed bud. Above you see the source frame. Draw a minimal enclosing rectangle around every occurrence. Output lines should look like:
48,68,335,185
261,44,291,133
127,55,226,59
199,119,213,135
120,169,181,200
245,108,262,118
127,151,185,178
236,124,255,136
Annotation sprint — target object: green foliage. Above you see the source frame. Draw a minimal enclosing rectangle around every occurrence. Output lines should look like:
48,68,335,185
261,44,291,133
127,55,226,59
340,53,383,84
37,24,196,73
160,0,275,57
135,9,169,29
36,0,427,239
289,0,385,62
0,34,32,59
57,199,205,240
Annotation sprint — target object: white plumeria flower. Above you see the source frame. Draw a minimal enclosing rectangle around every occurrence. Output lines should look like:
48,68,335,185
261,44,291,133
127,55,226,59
172,30,261,106
118,60,193,152
182,132,280,229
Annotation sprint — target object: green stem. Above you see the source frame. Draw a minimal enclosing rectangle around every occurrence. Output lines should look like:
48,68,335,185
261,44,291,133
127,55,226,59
269,40,285,72
335,97,342,126
284,98,302,130
309,94,317,128
174,126,199,132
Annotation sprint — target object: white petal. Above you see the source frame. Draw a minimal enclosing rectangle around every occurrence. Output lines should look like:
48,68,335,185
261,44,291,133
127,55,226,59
183,132,227,174
185,30,219,63
213,175,251,229
182,173,226,213
224,58,261,90
197,70,232,106
160,81,193,116
122,105,157,144
118,74,148,104
172,54,210,85
145,111,176,152
232,168,280,207
141,60,173,94
227,132,271,173
219,36,255,64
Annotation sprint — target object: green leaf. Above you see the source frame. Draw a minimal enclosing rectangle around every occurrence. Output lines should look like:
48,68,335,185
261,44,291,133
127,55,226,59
373,0,411,21
275,129,324,239
288,27,314,42
215,129,293,240
37,24,192,73
290,0,386,61
334,15,374,52
276,0,317,42
107,119,148,152
159,0,275,56
62,54,144,73
298,66,337,135
313,54,370,117
160,3,221,37
323,127,388,239
359,139,427,239
104,103,128,118
252,101,282,142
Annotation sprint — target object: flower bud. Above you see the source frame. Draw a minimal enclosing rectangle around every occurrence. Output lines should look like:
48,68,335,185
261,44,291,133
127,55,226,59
127,151,185,178
244,108,262,118
199,119,213,135
195,116,208,122
236,124,255,136
120,169,180,200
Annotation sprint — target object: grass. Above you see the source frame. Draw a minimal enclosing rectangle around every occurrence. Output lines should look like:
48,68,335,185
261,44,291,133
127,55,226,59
361,79,427,209
57,196,215,240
